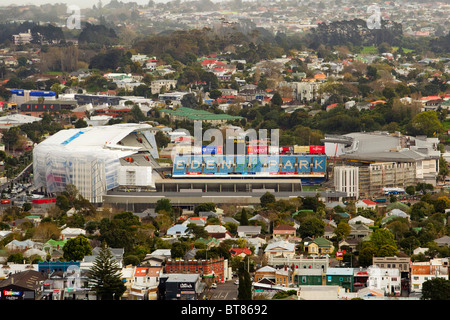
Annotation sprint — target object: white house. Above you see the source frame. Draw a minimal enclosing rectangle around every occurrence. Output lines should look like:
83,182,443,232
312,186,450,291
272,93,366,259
348,216,375,226
264,240,296,260
166,224,190,238
366,265,401,296
5,239,40,251
61,227,86,240
129,266,162,300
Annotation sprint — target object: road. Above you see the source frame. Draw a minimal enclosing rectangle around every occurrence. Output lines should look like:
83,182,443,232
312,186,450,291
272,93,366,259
208,280,238,300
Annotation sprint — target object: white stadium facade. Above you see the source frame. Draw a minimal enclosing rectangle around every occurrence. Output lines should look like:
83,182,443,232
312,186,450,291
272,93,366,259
33,124,159,203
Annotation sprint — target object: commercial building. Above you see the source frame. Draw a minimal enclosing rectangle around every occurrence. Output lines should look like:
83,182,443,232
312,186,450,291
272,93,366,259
324,132,440,197
410,258,449,293
159,273,204,300
333,166,359,199
164,257,229,283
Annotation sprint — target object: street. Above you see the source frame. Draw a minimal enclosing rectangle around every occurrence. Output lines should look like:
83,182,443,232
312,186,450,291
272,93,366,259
207,280,238,300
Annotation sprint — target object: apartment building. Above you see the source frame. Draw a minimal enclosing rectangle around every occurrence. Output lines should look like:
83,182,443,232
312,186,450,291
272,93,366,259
410,258,449,292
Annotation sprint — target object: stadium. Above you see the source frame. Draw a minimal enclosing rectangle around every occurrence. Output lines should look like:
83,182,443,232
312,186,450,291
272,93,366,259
33,124,345,209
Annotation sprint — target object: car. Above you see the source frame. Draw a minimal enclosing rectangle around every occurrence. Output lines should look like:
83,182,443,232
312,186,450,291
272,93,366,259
211,283,217,289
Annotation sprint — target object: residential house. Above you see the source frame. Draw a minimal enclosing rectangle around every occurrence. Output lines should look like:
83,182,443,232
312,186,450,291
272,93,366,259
348,224,372,240
272,224,297,239
5,239,40,251
42,239,67,257
150,79,177,94
248,214,270,232
324,225,336,240
264,240,296,261
60,227,86,240
306,237,334,255
23,248,47,261
204,225,232,240
120,265,135,300
254,265,291,287
338,238,360,253
229,248,252,259
434,235,450,247
129,266,162,300
355,199,377,210
237,225,261,238
166,224,190,238
348,215,375,227
141,249,171,266
90,247,124,268
182,217,207,228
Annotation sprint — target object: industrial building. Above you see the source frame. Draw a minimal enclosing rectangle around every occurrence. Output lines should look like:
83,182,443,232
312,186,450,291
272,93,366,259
323,132,440,198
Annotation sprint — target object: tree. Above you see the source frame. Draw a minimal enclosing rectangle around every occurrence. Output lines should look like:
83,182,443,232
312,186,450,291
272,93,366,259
237,257,252,300
155,198,173,214
155,131,170,149
438,156,449,182
194,202,216,215
408,111,443,137
297,217,325,238
370,229,398,253
260,192,276,208
421,278,450,300
209,89,222,100
88,242,126,300
405,185,416,196
271,92,283,106
63,235,92,261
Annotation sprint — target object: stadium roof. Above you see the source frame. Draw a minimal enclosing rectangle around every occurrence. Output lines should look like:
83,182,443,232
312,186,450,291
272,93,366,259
331,132,440,162
37,123,153,155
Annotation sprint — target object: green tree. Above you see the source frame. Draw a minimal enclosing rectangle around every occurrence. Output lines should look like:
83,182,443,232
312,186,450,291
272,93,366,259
194,202,216,215
155,131,170,149
408,111,443,137
63,235,92,261
421,278,450,300
370,228,398,253
438,156,449,182
260,192,276,208
87,242,126,300
237,257,252,300
155,198,173,214
405,185,416,196
271,92,283,106
297,217,325,238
